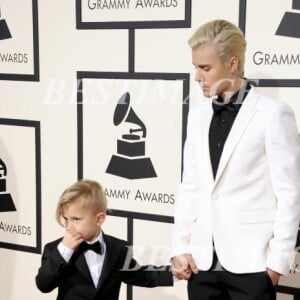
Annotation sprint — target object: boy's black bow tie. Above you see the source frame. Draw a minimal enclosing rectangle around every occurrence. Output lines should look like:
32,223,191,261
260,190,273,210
81,241,102,254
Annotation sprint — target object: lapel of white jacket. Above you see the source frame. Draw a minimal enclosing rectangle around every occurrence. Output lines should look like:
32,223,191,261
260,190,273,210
213,88,260,189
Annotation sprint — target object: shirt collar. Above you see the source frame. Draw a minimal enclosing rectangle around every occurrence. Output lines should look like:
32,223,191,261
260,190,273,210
86,230,104,245
212,79,252,106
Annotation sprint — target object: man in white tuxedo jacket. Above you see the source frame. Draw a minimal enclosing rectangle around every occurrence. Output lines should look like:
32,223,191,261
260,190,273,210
171,19,300,300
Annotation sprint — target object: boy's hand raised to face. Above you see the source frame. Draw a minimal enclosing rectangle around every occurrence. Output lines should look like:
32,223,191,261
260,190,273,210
62,228,84,250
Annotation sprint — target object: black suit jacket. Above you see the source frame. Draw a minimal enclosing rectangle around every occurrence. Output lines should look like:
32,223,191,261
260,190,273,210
36,233,173,300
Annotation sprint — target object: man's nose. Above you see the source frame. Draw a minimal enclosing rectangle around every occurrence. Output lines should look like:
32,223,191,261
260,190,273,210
194,68,204,82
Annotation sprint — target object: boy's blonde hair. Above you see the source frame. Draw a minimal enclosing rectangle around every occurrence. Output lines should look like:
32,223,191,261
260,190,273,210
188,19,246,76
55,179,107,226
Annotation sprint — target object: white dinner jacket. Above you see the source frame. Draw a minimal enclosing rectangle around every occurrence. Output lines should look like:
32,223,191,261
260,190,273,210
171,87,300,275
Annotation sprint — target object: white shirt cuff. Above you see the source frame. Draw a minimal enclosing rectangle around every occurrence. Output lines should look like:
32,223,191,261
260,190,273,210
57,242,74,263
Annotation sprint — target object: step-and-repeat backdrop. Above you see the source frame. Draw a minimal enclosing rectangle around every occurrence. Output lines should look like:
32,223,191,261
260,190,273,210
0,1,299,299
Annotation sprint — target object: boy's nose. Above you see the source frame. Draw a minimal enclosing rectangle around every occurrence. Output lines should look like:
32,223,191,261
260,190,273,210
66,221,73,231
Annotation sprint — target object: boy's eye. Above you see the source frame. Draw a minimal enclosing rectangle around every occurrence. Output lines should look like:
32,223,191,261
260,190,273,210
72,218,81,223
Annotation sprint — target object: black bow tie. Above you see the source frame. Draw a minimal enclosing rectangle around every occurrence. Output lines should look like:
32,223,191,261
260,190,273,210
211,81,251,114
81,241,102,255
212,98,241,114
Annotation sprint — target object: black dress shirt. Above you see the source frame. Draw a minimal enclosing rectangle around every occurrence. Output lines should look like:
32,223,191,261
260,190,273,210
209,82,251,178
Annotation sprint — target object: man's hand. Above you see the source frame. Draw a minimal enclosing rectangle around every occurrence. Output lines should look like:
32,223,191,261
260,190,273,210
62,229,84,250
171,254,198,280
267,268,281,286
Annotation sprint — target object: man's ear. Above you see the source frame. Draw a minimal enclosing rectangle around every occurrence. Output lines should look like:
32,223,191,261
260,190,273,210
96,212,106,226
228,56,239,74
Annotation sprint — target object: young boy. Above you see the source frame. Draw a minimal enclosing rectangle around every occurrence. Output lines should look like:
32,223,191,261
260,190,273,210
36,179,173,300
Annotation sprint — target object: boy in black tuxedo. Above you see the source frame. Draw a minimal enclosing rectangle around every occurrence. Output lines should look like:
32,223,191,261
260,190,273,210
36,179,173,300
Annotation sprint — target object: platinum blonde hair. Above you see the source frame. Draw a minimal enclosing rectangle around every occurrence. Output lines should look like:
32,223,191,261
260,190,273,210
188,19,246,76
56,179,107,226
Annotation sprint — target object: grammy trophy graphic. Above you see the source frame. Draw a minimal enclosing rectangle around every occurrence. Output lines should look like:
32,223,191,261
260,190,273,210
276,0,300,38
0,1,12,40
0,158,16,212
106,92,157,179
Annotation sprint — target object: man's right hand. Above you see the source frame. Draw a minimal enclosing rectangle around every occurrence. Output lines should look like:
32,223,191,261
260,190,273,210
171,254,198,280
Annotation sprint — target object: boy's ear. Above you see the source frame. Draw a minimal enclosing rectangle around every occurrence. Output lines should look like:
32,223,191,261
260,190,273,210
96,212,106,226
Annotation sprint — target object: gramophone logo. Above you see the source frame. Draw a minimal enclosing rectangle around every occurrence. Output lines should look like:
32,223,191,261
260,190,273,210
0,1,12,40
0,158,16,212
276,0,300,38
106,92,157,180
